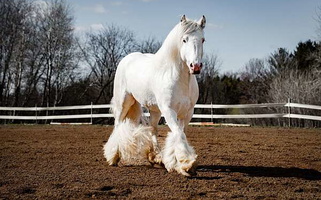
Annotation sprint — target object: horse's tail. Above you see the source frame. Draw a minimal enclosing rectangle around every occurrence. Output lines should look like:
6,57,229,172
103,119,154,165
109,97,115,116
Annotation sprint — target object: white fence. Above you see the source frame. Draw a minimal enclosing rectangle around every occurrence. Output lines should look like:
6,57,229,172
0,104,112,121
0,102,321,124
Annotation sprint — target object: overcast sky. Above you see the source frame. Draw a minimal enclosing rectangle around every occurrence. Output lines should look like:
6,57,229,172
68,0,320,73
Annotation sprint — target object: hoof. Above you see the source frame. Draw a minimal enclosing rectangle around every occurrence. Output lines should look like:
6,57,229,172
106,156,120,166
148,152,163,166
177,159,198,176
154,153,163,165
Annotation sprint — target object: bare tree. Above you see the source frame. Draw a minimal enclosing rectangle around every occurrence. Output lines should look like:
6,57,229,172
80,25,136,103
316,6,321,41
268,67,321,127
37,0,78,107
197,53,221,104
137,36,161,54
0,0,34,106
239,58,271,103
20,2,46,106
311,6,321,70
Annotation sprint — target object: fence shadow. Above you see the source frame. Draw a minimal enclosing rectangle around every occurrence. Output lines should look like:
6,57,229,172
197,165,321,180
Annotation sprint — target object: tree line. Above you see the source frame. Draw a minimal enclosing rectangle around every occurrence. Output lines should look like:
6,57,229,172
197,43,321,127
1,0,320,127
0,0,163,107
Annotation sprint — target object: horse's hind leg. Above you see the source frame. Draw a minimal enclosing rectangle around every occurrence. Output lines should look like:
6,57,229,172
104,93,135,165
149,110,162,165
124,100,142,124
113,94,136,126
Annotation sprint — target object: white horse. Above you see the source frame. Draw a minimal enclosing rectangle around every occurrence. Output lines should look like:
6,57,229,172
104,15,206,176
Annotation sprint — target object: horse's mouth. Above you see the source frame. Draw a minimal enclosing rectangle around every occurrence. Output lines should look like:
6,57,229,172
190,70,201,75
189,63,202,74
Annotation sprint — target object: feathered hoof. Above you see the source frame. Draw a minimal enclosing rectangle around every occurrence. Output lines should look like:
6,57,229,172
163,154,198,176
162,131,198,176
106,158,120,166
165,160,197,176
148,152,164,166
103,137,121,166
175,158,198,176
104,145,120,166
154,153,163,165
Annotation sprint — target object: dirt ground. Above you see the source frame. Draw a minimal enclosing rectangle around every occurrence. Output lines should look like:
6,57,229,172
0,125,321,199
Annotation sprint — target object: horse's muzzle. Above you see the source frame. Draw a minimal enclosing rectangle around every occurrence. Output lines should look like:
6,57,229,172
193,70,201,74
190,63,202,74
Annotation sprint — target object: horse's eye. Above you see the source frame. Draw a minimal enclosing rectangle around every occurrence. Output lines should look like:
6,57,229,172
202,38,205,43
183,37,188,43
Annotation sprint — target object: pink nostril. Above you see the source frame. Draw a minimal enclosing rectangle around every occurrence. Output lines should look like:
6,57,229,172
190,63,203,68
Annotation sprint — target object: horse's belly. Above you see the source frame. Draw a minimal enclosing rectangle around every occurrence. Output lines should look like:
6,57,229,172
137,93,158,108
146,104,160,113
129,87,158,108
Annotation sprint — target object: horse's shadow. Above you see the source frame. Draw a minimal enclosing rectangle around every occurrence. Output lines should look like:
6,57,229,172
194,165,321,181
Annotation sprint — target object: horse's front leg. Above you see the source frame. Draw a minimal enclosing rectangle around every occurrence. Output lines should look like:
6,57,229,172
160,107,197,176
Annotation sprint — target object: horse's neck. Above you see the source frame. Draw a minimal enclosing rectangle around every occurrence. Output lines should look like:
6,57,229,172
155,24,190,81
156,24,180,62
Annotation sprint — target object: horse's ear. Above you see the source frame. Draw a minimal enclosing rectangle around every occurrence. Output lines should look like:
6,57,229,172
180,15,186,23
198,15,206,29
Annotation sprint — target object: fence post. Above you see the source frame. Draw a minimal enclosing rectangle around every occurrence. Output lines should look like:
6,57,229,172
11,110,16,124
211,102,213,123
35,104,38,124
288,98,291,128
45,102,49,124
6,109,11,124
91,102,93,125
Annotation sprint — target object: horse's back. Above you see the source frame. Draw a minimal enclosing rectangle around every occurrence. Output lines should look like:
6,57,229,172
116,52,155,72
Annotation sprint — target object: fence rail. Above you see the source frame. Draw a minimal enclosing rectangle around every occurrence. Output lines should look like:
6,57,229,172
0,102,321,122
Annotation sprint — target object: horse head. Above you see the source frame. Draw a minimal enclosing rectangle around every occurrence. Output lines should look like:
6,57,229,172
179,15,206,74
